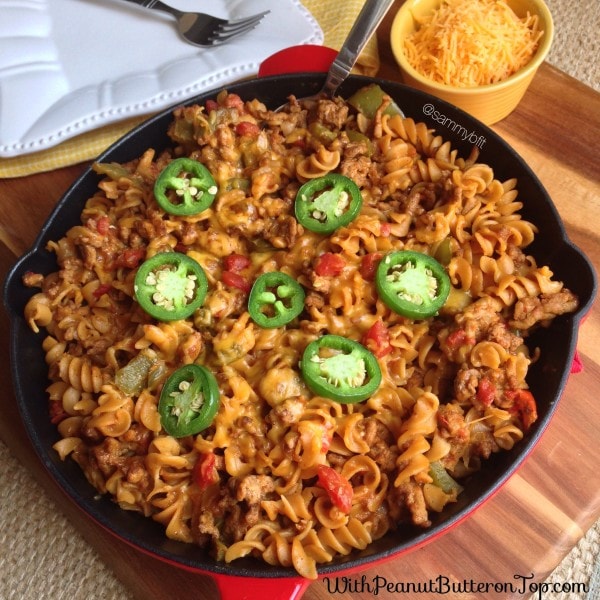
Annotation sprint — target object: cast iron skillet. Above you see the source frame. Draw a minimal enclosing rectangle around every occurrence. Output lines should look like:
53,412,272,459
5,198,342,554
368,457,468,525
3,74,597,599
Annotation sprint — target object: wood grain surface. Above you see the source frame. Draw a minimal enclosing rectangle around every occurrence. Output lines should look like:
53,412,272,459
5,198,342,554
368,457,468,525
1,4,599,599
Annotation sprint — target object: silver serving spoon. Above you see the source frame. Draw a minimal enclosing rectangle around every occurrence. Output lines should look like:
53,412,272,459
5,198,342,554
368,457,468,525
277,0,396,110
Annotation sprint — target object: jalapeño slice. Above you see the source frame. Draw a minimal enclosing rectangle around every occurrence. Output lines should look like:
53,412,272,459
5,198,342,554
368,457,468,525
134,252,208,321
158,364,220,438
154,157,218,216
294,173,362,234
300,335,382,403
248,271,305,328
375,250,450,319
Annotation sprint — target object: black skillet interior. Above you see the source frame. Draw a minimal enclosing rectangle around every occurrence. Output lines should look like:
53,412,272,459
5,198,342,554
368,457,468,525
3,74,597,578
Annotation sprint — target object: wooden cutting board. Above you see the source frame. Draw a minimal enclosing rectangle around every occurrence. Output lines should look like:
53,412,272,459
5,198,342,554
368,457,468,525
1,6,599,600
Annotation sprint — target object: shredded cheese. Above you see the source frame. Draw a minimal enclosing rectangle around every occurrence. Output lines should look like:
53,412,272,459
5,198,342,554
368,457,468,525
403,0,543,87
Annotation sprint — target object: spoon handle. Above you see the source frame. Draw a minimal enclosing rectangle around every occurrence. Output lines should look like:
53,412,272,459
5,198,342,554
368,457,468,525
323,0,396,96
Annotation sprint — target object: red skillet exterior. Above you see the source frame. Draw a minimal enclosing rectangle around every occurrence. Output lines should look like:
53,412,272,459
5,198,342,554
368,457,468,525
4,74,597,599
258,44,337,77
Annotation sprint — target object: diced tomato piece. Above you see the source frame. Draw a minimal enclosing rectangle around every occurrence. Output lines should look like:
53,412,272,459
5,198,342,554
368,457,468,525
223,253,251,273
314,253,345,277
507,389,538,431
362,319,392,358
205,99,218,113
445,328,475,350
360,252,382,281
114,248,145,269
380,222,391,237
476,377,496,407
222,270,251,293
96,216,111,235
224,94,245,111
316,465,353,513
206,94,244,114
93,283,112,299
193,452,219,489
235,122,260,137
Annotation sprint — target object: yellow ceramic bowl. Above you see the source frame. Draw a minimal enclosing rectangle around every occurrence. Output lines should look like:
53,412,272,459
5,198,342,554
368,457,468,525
390,0,554,125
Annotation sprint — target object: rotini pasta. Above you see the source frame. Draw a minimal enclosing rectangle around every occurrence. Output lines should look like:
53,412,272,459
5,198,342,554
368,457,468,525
22,87,578,579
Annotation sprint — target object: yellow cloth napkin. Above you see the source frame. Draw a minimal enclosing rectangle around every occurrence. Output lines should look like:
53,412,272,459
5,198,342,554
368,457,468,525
0,0,379,179
304,0,380,76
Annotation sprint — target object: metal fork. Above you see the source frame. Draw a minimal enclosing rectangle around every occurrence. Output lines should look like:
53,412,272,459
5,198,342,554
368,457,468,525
120,0,269,47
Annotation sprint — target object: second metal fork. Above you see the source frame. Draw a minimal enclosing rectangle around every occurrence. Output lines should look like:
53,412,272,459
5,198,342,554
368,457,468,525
121,0,269,47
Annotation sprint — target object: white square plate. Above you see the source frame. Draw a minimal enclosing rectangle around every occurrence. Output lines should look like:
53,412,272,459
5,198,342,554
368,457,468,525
0,0,322,157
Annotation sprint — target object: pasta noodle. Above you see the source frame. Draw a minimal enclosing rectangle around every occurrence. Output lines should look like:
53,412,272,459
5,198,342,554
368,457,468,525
22,88,578,579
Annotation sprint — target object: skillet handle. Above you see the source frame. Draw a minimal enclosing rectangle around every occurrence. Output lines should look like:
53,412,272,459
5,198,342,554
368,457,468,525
214,574,311,600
